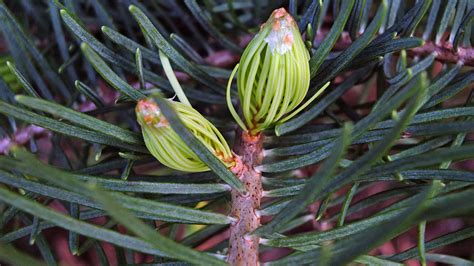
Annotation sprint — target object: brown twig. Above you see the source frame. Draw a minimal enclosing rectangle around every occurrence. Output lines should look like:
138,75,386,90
409,41,474,66
323,31,474,66
228,130,264,266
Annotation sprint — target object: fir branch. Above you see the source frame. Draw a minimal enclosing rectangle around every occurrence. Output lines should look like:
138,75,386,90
228,131,264,265
330,33,474,66
409,41,474,66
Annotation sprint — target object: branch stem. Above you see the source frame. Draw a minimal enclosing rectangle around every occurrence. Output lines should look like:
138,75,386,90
325,31,474,66
228,130,264,266
409,41,473,66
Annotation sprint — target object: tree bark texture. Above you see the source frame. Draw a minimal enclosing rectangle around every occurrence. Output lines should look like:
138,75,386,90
228,130,264,266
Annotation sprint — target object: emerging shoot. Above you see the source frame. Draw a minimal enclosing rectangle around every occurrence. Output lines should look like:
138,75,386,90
136,98,233,172
227,8,312,134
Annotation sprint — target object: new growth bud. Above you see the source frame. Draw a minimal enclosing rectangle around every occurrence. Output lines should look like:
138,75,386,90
228,8,310,134
136,98,233,172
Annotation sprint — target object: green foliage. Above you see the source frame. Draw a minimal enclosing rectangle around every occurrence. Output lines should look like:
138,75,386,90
0,0,473,265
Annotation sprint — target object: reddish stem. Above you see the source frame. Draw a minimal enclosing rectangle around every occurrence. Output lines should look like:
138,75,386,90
228,130,264,266
409,41,474,66
330,33,474,66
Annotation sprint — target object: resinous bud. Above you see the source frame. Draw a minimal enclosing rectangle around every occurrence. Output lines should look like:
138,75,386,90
237,8,310,133
136,98,233,172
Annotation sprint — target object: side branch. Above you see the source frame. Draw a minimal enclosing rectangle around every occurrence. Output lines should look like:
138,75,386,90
327,31,474,66
409,41,474,66
228,131,264,266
